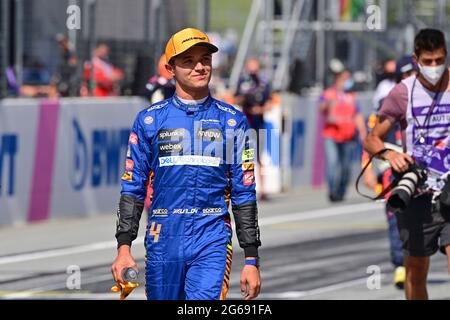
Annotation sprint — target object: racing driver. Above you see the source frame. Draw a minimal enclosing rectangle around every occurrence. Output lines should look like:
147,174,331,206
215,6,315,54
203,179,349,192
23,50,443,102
111,27,262,300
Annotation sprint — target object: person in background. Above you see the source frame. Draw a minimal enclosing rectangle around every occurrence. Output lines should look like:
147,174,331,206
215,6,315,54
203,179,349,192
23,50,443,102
20,57,58,98
372,59,397,109
319,69,367,202
234,58,271,200
53,34,80,97
22,58,51,86
144,54,175,104
362,56,416,289
142,55,176,211
81,42,124,97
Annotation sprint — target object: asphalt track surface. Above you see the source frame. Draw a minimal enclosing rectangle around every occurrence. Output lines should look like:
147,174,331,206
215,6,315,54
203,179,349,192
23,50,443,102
0,187,449,300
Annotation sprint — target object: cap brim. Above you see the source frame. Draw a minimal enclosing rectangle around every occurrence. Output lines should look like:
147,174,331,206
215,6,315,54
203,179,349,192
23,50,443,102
193,42,219,53
399,64,413,73
167,41,219,63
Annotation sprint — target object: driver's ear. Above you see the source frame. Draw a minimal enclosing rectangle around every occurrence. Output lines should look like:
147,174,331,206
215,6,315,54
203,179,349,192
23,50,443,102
165,62,175,77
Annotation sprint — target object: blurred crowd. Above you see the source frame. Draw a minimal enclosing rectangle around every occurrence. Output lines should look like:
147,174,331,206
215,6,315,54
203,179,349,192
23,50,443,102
3,30,412,117
3,32,243,102
5,35,126,99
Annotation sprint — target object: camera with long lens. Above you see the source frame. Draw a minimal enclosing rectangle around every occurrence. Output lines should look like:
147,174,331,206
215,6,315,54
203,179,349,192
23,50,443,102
387,163,427,213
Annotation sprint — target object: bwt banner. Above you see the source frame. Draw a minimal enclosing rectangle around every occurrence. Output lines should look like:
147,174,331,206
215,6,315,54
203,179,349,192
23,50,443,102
0,97,146,225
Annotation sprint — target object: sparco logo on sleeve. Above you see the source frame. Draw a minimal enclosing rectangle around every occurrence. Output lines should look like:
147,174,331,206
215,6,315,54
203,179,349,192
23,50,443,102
216,103,236,115
152,208,168,217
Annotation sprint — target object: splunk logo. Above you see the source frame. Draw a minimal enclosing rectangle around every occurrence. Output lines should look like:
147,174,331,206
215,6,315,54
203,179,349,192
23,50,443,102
71,119,129,190
0,134,18,196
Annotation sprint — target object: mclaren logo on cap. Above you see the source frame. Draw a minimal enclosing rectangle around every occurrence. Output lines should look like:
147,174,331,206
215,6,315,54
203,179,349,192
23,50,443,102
182,36,207,43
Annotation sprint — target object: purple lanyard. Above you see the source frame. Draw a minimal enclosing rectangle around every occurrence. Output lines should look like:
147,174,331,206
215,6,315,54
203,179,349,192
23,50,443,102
410,76,441,141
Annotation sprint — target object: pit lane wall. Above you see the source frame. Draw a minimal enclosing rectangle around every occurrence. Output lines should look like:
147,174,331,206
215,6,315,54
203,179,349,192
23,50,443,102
0,97,145,225
0,97,283,225
0,94,371,225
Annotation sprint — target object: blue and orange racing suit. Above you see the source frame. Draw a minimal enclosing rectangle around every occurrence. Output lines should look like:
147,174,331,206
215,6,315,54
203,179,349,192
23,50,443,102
116,94,261,299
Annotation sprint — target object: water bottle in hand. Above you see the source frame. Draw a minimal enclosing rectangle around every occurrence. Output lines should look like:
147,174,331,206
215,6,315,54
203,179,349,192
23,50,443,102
122,267,139,283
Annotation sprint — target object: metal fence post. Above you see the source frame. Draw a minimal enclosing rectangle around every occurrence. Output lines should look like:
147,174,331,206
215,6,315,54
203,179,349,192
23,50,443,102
1,0,11,97
14,0,24,90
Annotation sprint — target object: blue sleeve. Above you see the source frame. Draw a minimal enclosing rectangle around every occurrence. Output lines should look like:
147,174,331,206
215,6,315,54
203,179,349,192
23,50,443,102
120,112,152,200
229,116,257,205
228,114,261,257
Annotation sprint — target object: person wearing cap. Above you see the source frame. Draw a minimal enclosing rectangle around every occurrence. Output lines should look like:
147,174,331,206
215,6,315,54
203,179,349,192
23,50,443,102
372,59,397,112
362,55,417,290
111,28,261,300
395,56,416,83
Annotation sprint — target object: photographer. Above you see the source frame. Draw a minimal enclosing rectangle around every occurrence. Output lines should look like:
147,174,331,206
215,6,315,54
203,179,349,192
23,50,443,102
364,29,450,300
362,56,416,290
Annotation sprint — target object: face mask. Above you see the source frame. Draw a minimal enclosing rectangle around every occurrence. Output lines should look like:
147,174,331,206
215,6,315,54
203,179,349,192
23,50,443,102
418,63,446,86
343,79,354,91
